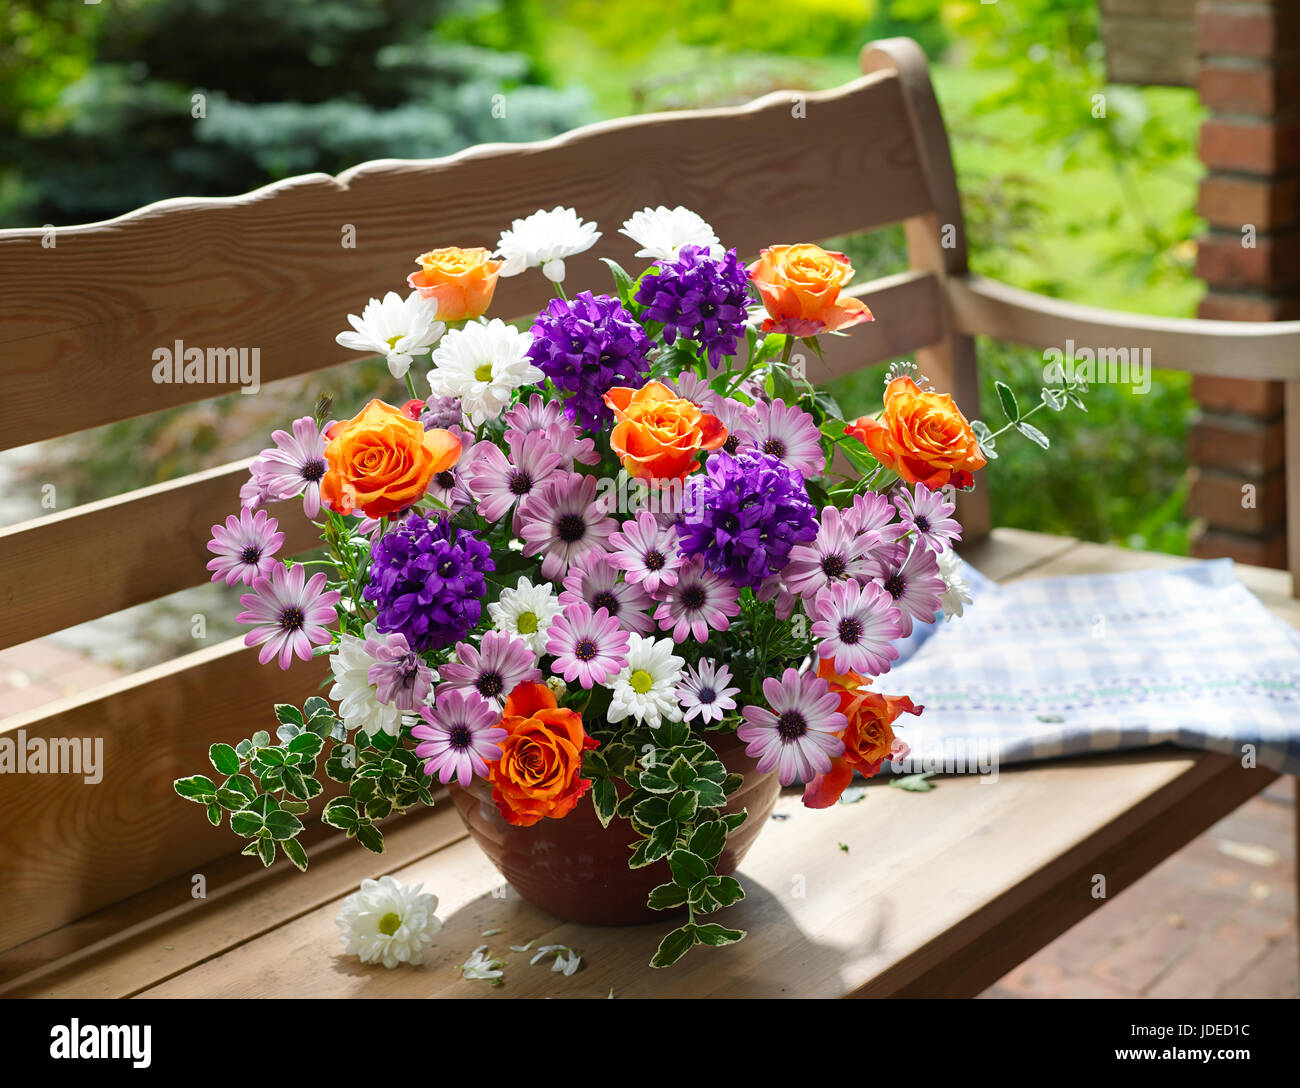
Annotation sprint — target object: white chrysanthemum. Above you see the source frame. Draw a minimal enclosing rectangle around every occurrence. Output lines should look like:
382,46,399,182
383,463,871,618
461,945,506,983
488,576,562,654
619,205,721,262
335,291,445,380
329,626,402,736
427,319,542,426
606,633,684,728
495,206,601,282
335,876,441,969
938,549,973,620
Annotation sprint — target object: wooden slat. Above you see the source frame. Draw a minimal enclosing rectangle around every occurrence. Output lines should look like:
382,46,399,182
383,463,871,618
950,273,1300,381
1288,381,1300,598
815,270,943,378
0,72,932,452
1101,5,1198,88
0,637,329,952
0,459,320,651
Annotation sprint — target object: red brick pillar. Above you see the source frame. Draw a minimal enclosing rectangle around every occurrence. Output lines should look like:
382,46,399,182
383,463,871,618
1187,0,1300,569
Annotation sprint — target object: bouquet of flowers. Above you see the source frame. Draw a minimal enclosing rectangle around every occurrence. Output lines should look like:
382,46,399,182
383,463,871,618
177,204,1084,968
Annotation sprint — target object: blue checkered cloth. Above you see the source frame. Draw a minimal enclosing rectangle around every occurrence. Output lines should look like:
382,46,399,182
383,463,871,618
880,557,1300,777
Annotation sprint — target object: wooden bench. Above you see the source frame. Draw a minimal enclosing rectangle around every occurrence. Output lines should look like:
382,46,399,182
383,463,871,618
1,38,1297,998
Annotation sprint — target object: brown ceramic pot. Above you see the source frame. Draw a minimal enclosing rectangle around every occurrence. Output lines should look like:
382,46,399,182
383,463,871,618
446,730,779,925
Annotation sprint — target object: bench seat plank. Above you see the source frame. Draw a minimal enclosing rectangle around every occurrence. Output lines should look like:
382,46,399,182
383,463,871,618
1,529,1284,998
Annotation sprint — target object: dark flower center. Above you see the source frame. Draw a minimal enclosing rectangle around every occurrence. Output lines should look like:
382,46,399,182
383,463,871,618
697,686,717,704
838,618,862,645
435,470,456,489
476,672,504,699
884,573,906,600
821,554,846,579
700,302,716,317
278,606,304,632
448,725,471,750
915,515,931,533
592,591,620,615
643,549,666,571
762,438,787,459
682,586,706,610
240,545,262,564
720,514,740,534
723,434,741,455
557,513,586,543
777,711,807,740
437,558,457,577
300,459,326,483
575,638,598,662
509,471,533,496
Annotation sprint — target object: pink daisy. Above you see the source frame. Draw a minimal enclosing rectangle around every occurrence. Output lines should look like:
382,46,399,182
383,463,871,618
239,463,280,510
236,564,340,669
503,393,598,466
426,425,476,515
412,689,507,787
676,659,740,724
252,416,328,518
843,491,909,544
559,549,654,635
363,629,434,711
463,428,564,524
206,506,285,586
606,511,682,595
756,572,800,620
517,471,618,580
438,629,540,708
782,505,880,602
810,579,904,676
894,482,962,553
874,542,946,637
711,396,760,457
545,602,630,689
652,556,741,643
738,668,847,787
745,398,824,478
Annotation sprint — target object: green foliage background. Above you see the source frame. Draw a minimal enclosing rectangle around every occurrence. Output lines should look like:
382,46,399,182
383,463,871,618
3,0,1202,555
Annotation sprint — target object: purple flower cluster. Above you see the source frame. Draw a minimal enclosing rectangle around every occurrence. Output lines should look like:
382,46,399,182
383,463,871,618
678,450,818,589
363,512,494,652
527,291,650,430
635,245,752,365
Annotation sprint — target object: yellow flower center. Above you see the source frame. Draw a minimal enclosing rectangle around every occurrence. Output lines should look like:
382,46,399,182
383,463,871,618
475,363,494,382
629,669,654,695
385,334,403,349
516,611,539,635
378,911,402,936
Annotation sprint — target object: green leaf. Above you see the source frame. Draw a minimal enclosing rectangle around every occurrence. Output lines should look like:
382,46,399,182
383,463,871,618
230,810,264,838
280,800,310,815
721,810,748,833
274,704,304,727
281,837,309,872
692,780,727,809
600,257,636,306
995,380,1019,422
256,837,276,867
668,791,698,822
707,875,745,908
321,797,359,830
302,696,331,719
1016,421,1050,449
591,777,618,829
174,774,217,803
692,923,745,947
264,809,304,840
287,732,323,759
205,801,222,827
632,795,670,829
650,925,698,968
355,822,385,854
638,768,675,794
890,772,936,793
365,796,393,821
647,882,689,911
208,743,240,776
251,730,271,748
668,848,709,888
666,756,695,788
689,819,727,860
643,820,678,863
836,435,878,477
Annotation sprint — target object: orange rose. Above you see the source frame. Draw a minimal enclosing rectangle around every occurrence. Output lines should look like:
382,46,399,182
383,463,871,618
320,399,461,518
487,682,599,827
747,243,875,337
407,246,502,321
802,661,920,809
603,380,726,483
845,376,987,490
